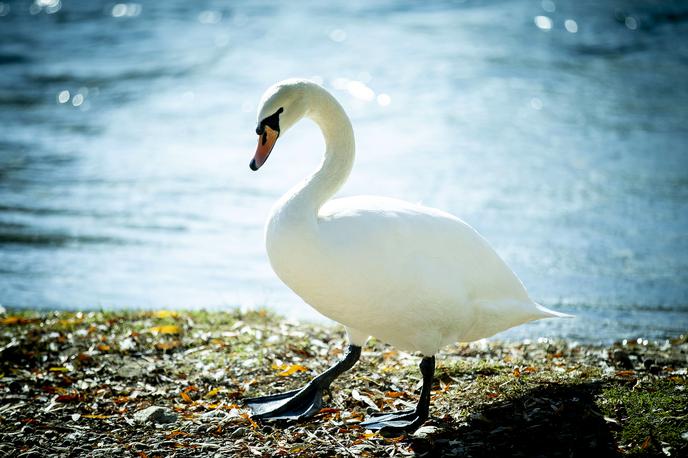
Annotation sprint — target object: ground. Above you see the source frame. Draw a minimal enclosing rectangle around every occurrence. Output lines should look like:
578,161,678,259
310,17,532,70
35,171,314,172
0,310,686,457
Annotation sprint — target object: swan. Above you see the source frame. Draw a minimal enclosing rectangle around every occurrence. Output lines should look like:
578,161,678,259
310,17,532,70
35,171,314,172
244,79,570,434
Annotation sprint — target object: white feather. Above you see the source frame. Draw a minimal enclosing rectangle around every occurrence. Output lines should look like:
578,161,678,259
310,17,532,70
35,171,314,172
255,80,571,356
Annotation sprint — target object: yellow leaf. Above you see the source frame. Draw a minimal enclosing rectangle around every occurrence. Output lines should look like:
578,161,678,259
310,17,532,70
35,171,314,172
97,344,111,352
49,367,69,372
277,364,308,377
205,387,221,398
149,325,181,335
82,414,113,419
180,391,193,403
152,310,178,319
241,413,258,429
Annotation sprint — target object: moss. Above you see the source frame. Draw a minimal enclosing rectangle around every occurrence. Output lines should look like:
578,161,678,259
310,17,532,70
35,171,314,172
599,379,688,456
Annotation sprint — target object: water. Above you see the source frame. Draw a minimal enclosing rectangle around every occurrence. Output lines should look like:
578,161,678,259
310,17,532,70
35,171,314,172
1,0,687,343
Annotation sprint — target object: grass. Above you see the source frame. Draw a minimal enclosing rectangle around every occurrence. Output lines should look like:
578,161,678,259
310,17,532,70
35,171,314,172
0,309,686,457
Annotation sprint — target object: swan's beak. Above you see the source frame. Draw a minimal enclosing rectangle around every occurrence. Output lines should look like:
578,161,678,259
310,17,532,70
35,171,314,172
250,126,279,171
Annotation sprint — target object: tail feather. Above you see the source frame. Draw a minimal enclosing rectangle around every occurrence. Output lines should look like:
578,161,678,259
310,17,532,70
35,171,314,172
535,303,574,319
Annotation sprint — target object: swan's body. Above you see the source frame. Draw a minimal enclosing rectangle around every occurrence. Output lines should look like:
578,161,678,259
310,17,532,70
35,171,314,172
269,194,555,355
245,79,570,433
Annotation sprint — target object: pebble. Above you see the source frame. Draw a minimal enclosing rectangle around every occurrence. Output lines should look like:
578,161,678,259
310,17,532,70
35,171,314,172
133,406,178,424
611,349,634,369
412,425,440,439
230,427,248,438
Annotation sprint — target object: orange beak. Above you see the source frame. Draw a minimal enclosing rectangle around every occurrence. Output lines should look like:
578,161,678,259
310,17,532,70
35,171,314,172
250,126,279,171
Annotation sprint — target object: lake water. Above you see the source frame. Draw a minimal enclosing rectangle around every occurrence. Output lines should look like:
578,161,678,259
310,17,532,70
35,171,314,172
1,0,687,343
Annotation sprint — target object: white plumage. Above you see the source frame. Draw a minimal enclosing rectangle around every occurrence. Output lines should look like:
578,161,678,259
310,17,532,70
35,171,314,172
253,79,569,356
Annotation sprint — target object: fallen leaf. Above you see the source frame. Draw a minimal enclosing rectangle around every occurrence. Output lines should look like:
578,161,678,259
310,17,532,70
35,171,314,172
615,370,636,377
149,325,181,335
138,452,149,458
113,396,130,405
523,366,537,374
152,310,178,319
271,363,308,377
82,414,113,419
56,393,80,403
49,367,69,373
165,430,190,439
513,367,521,378
155,340,181,351
641,436,652,449
1,316,36,326
205,387,221,398
385,391,406,398
182,385,198,393
180,391,193,403
97,344,111,352
241,413,259,429
352,389,379,411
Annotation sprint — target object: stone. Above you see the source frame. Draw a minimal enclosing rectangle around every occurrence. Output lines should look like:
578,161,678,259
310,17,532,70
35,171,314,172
133,406,177,424
412,425,441,439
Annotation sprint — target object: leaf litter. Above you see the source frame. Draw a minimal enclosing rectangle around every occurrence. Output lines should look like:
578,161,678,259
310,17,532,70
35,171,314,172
0,309,686,457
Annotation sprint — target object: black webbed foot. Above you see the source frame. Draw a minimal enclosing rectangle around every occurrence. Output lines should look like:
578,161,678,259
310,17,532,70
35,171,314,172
244,345,361,422
244,384,324,421
360,355,436,436
360,408,428,435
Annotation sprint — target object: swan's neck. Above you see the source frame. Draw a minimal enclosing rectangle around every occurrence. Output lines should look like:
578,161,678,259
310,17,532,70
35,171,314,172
284,89,355,220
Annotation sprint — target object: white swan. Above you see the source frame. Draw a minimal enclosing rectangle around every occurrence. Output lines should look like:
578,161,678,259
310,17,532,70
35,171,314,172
244,79,570,434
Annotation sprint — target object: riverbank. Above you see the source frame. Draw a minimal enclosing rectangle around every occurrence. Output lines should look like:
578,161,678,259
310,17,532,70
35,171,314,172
1,309,686,457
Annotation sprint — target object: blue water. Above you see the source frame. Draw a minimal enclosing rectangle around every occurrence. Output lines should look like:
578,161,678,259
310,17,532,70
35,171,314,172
1,0,687,342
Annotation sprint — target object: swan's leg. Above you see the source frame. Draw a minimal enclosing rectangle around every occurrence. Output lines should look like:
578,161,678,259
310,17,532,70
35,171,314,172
244,345,361,421
361,355,435,435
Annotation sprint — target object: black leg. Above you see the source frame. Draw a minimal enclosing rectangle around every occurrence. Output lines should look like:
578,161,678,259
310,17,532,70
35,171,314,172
360,355,435,435
244,345,361,421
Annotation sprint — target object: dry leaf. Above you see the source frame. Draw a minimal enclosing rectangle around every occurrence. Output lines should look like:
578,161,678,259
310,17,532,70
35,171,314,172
165,430,190,439
205,387,221,398
49,367,69,373
155,340,181,351
82,414,113,419
385,391,406,398
149,325,181,335
641,435,652,449
180,391,193,403
152,310,179,319
97,344,110,352
271,363,308,377
352,389,379,411
615,370,636,377
241,413,259,429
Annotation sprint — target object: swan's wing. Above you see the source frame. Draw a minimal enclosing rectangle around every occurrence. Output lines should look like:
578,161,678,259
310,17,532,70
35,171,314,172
318,195,530,303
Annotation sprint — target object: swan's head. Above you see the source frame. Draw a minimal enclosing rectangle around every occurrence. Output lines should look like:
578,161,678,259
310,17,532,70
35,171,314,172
250,79,310,171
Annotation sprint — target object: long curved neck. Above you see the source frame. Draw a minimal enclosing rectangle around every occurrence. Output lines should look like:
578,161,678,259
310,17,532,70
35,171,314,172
286,87,355,219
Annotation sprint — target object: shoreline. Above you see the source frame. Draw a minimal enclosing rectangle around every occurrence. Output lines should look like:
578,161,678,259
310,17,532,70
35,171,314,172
1,309,686,457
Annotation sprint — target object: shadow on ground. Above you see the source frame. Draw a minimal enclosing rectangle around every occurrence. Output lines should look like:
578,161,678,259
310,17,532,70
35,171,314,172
411,382,619,457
